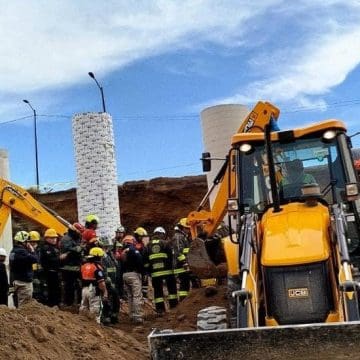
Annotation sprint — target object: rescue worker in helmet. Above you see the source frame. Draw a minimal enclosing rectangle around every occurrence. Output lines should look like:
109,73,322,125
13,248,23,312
0,247,9,306
143,227,178,314
134,227,149,297
59,223,84,306
113,225,126,248
119,235,144,324
28,231,44,303
40,229,61,307
9,231,38,307
80,247,109,324
133,227,148,253
100,236,120,324
112,225,127,299
85,214,99,230
82,229,99,256
171,218,191,301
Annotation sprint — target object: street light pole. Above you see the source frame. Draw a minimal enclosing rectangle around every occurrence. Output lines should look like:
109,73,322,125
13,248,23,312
88,72,107,113
23,99,40,191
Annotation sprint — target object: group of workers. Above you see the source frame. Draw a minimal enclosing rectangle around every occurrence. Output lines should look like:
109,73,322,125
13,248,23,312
0,214,193,326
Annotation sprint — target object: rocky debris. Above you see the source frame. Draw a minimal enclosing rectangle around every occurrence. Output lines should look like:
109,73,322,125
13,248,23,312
204,286,218,297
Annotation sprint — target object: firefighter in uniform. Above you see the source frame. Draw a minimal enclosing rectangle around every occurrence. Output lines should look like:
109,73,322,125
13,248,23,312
80,247,109,324
172,218,191,301
143,227,178,314
28,230,45,303
40,229,61,307
59,223,84,306
100,237,120,324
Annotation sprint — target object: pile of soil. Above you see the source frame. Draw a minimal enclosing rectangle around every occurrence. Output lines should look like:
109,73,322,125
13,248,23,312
117,285,228,347
0,301,147,360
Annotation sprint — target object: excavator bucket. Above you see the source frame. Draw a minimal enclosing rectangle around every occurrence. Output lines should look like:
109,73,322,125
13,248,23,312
187,237,227,279
149,321,360,359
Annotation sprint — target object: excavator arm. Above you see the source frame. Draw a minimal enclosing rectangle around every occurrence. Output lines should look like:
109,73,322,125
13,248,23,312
187,101,280,238
0,178,70,237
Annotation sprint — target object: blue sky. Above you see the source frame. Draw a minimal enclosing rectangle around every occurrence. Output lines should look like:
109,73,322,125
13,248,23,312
0,0,360,189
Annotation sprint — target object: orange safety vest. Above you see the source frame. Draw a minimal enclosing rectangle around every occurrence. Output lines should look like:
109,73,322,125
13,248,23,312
81,262,103,281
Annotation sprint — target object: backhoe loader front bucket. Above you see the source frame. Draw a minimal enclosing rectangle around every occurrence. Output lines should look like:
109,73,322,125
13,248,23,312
149,321,360,360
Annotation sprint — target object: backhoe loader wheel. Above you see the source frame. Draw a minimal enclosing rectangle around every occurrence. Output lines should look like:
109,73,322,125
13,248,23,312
197,306,227,331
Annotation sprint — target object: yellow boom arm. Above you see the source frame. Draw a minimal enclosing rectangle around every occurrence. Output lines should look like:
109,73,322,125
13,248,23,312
0,178,70,236
187,101,280,238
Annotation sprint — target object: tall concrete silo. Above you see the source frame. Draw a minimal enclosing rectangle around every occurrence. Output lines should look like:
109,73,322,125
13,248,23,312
0,150,12,260
201,104,249,205
72,113,120,239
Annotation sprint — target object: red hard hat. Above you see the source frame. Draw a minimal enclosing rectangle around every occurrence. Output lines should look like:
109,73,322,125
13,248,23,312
70,222,85,234
82,229,97,242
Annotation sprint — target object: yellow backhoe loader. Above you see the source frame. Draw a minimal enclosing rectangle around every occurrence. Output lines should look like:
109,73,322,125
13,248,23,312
149,101,360,359
0,178,70,238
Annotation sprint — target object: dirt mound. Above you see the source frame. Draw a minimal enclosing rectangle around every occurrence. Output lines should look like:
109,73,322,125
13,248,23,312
116,285,228,348
0,301,147,360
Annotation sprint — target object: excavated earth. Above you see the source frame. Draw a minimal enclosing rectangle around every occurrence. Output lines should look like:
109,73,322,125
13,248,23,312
12,175,208,234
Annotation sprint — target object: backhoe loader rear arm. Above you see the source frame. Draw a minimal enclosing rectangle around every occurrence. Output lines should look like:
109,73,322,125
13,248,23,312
0,178,69,237
187,101,280,238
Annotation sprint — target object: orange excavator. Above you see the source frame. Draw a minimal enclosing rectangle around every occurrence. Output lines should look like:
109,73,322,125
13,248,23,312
149,101,360,359
0,178,70,240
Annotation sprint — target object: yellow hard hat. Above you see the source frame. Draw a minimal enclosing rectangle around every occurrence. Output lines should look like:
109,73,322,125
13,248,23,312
14,231,29,242
29,231,41,241
44,228,58,238
134,227,148,236
85,214,99,223
179,218,190,228
89,247,105,257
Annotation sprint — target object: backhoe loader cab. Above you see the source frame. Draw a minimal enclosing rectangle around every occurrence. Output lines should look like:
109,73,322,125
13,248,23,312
224,120,360,329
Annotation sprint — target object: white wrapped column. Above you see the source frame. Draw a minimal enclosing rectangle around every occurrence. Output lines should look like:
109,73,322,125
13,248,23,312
0,149,12,260
72,113,120,238
201,104,249,206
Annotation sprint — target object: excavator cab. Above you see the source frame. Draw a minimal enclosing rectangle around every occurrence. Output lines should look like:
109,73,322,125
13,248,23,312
149,103,360,359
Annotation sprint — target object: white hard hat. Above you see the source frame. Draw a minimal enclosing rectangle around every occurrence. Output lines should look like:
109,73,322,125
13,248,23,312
154,226,166,235
0,248,7,257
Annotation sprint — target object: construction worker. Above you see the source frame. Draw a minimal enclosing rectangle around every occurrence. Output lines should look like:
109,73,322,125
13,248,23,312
120,235,144,324
171,218,191,301
113,225,126,247
28,230,44,303
40,229,61,307
143,227,178,314
9,231,38,307
134,227,149,297
80,247,108,324
59,223,84,306
0,248,9,306
85,214,99,230
100,236,120,324
134,226,148,253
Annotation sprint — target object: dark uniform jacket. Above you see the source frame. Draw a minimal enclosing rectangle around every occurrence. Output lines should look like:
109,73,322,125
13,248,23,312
40,243,60,272
59,232,82,267
9,245,38,283
143,238,172,278
120,245,143,274
0,262,9,303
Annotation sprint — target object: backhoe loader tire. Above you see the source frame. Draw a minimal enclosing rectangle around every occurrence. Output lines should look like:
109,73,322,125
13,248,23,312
197,306,227,331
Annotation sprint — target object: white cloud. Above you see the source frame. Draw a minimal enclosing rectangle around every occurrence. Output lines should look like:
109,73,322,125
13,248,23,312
1,0,360,117
209,3,360,108
0,0,279,94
